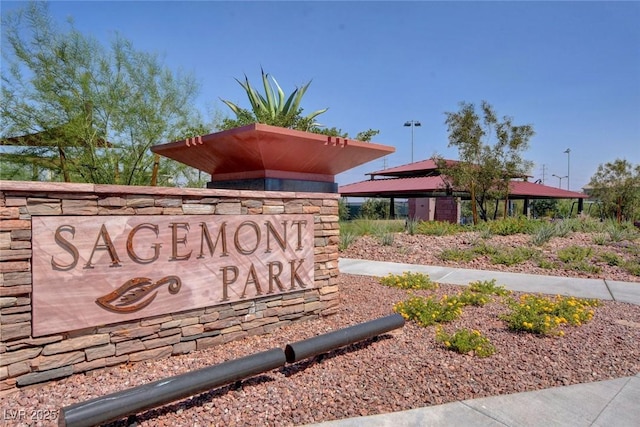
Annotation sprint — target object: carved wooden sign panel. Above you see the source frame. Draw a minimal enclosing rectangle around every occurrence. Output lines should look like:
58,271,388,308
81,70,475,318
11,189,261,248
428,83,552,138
31,214,315,336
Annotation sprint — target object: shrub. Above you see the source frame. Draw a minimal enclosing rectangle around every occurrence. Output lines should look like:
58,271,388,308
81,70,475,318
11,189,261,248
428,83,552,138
568,261,602,274
478,227,494,240
378,232,394,246
598,252,622,266
347,218,376,236
340,219,404,237
438,247,477,262
339,231,357,251
485,216,535,236
622,260,640,276
468,279,510,296
371,220,405,235
607,226,626,243
490,247,539,266
592,233,608,245
394,294,464,326
380,271,437,290
471,242,499,256
557,246,593,263
537,259,557,269
575,215,605,233
338,198,350,221
405,218,419,235
436,327,496,358
457,289,491,306
360,198,390,219
606,223,640,242
501,294,599,336
416,221,462,236
530,223,556,246
553,219,575,237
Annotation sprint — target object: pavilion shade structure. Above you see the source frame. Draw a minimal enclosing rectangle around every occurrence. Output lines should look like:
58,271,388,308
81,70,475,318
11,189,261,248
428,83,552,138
339,158,589,201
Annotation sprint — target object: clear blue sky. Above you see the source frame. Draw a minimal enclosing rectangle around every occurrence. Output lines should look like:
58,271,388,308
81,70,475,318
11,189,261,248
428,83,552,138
2,1,639,192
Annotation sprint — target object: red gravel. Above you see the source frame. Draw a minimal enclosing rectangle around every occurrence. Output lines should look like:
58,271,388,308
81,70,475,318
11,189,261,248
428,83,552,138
1,232,639,427
341,232,640,283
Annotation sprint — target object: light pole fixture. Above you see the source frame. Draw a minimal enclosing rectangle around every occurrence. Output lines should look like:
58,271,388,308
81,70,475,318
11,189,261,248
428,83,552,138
552,174,568,189
563,148,571,190
403,120,421,163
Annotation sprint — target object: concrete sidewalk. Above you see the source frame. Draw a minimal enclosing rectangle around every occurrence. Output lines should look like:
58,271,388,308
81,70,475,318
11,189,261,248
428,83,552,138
339,258,640,305
304,259,640,427
309,374,640,427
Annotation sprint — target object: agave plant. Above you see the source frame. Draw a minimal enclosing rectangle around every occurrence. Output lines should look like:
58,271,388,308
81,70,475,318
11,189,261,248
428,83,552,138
220,68,328,131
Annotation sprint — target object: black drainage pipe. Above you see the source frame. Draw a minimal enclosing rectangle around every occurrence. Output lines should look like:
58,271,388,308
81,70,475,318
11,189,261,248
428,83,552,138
284,313,405,363
58,348,286,427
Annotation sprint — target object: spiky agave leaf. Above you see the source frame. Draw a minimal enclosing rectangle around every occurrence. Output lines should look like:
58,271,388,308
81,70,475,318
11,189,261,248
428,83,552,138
261,68,277,119
235,75,267,117
220,99,242,116
220,69,328,130
271,75,287,115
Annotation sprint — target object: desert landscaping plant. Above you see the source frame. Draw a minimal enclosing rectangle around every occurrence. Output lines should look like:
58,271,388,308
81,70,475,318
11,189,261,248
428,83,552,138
622,260,640,276
378,232,395,246
339,231,357,251
393,295,465,326
489,246,539,266
405,218,419,235
416,220,463,236
484,216,537,236
435,327,496,358
380,271,437,290
340,217,640,279
220,68,328,131
468,279,510,296
438,247,478,262
501,294,599,336
557,245,593,263
530,222,557,246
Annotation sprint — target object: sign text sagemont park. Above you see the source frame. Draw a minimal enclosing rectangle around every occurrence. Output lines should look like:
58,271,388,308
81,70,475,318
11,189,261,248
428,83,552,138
31,214,315,336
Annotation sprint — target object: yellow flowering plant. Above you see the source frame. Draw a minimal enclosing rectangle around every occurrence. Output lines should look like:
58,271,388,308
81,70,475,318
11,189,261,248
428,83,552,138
393,295,464,326
501,294,599,336
380,271,438,290
435,327,496,358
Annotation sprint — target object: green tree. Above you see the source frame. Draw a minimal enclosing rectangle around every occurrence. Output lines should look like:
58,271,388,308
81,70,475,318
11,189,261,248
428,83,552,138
436,101,534,223
531,198,558,218
354,129,380,142
360,198,390,219
338,197,350,221
588,159,640,222
1,2,206,186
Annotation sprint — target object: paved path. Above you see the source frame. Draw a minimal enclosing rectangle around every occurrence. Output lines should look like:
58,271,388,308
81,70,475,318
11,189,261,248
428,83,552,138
304,259,640,427
339,258,640,305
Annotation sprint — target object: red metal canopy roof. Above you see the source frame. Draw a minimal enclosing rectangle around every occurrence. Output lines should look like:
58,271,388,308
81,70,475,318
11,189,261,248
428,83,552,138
340,159,589,200
367,159,458,177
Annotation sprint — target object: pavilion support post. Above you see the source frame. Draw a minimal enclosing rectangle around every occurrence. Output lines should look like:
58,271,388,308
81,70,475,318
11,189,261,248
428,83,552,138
390,197,395,219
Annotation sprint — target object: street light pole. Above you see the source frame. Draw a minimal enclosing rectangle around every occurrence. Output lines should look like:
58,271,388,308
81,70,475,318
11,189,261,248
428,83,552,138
552,174,568,189
564,148,571,190
403,120,421,163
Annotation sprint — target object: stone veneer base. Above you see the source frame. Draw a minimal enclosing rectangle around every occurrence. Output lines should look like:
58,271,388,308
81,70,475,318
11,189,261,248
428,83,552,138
0,181,341,392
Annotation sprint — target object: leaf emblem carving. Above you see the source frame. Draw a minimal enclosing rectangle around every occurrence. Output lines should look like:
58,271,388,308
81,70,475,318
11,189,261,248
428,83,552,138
96,276,181,313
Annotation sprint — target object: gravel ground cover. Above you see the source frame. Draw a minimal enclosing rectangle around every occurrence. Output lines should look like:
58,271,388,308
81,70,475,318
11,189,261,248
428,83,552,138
341,231,640,283
2,232,639,427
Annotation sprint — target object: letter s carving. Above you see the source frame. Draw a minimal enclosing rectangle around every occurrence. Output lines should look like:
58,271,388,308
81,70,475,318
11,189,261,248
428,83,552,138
51,225,79,271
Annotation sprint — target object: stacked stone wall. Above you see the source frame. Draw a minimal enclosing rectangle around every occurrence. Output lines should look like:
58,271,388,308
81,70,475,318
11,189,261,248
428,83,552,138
0,181,340,391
